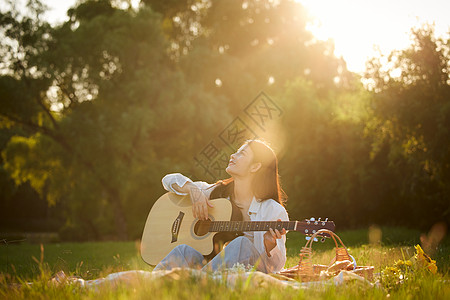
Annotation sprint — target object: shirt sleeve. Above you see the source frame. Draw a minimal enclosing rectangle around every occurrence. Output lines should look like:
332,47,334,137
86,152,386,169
161,173,215,197
264,207,289,273
252,200,289,273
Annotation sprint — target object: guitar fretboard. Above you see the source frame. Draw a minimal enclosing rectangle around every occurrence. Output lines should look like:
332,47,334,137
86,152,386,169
209,221,296,232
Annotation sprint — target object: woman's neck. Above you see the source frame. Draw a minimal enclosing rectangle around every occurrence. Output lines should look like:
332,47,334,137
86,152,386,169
233,176,254,205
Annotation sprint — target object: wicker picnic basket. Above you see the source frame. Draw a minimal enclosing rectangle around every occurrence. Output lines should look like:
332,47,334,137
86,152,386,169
278,229,374,282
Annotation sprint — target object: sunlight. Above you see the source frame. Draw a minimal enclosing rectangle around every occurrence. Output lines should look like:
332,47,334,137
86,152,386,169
27,1,450,74
296,0,450,73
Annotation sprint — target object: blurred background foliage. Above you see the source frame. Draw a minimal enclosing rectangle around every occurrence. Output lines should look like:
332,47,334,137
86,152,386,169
0,0,448,241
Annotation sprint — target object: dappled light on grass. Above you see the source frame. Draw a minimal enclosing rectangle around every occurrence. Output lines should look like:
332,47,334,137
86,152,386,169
1,227,449,299
420,222,447,256
368,225,382,245
0,249,448,300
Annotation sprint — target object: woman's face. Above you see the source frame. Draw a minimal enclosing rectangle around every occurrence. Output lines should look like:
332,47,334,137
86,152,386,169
226,144,258,177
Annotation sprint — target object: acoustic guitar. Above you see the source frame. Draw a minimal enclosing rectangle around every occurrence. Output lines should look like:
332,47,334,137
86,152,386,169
141,193,335,266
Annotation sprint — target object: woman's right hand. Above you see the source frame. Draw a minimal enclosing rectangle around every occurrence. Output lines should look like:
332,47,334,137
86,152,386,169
188,183,214,220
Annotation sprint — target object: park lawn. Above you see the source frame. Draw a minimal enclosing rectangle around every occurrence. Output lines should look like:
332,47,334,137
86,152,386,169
0,240,149,280
0,227,449,299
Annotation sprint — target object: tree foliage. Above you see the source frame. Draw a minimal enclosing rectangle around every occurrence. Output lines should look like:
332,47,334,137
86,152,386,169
0,1,448,240
364,26,450,227
0,0,229,239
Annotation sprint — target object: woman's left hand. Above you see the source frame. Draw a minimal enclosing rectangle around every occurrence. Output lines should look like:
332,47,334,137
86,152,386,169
263,219,286,256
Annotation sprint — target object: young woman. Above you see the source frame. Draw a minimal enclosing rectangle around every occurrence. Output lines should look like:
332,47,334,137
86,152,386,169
153,139,288,273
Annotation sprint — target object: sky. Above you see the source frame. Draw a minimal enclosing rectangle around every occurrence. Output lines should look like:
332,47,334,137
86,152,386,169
297,0,450,73
23,0,450,73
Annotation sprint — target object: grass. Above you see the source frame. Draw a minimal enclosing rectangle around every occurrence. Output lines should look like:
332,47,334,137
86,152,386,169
0,227,449,299
0,241,148,280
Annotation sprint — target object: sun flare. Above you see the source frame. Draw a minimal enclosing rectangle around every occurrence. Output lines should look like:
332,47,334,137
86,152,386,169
296,0,450,73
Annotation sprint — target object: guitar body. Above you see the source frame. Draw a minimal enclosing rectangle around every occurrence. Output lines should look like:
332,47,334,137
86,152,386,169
141,192,336,266
141,193,233,266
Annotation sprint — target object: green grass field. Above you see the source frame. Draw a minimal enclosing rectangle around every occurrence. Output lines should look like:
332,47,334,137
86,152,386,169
1,227,449,299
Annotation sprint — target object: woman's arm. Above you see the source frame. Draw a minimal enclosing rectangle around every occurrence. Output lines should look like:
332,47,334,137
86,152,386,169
171,181,196,194
162,173,214,220
263,220,286,256
258,201,289,272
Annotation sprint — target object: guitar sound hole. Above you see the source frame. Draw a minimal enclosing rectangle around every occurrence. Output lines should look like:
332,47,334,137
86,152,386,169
194,219,212,236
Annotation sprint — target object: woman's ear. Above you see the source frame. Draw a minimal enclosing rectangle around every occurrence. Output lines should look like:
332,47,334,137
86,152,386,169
250,162,262,173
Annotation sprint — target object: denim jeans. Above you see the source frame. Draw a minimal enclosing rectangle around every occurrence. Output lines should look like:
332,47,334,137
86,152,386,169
153,236,269,273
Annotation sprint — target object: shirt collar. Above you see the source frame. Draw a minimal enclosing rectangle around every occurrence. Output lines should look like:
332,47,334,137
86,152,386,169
248,196,262,215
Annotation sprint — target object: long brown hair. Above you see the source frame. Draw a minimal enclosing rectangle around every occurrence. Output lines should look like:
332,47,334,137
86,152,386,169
210,139,287,206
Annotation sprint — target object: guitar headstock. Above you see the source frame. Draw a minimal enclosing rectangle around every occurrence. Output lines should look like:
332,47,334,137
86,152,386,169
297,217,335,242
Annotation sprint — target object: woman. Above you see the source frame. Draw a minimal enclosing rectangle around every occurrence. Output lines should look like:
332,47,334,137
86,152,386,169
153,139,288,273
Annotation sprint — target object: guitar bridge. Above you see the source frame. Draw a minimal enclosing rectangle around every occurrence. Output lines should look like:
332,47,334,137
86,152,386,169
171,211,185,243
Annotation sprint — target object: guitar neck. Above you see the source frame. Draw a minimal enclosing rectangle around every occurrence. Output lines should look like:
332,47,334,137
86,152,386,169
209,221,297,232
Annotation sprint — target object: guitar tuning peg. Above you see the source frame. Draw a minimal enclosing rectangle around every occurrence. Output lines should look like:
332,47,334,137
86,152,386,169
309,217,315,221
324,218,328,222
318,218,321,221
305,237,318,242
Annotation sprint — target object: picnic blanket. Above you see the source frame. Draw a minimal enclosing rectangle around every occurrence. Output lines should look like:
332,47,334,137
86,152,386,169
48,268,375,290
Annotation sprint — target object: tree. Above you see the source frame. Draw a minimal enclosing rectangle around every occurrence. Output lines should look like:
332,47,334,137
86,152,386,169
1,0,229,239
364,25,450,227
142,0,350,113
